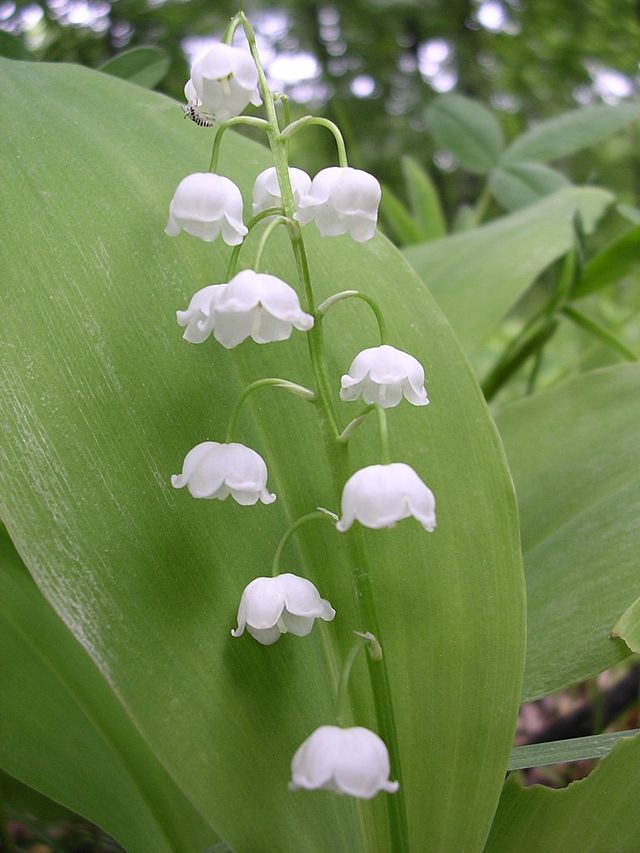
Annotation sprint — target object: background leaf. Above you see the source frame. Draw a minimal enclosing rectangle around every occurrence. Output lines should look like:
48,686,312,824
485,734,640,852
379,182,425,245
100,46,170,89
489,162,570,211
574,224,640,298
496,365,640,702
403,187,612,362
502,102,640,164
401,155,447,240
508,730,639,771
425,94,504,174
0,59,525,851
611,596,640,653
0,527,218,852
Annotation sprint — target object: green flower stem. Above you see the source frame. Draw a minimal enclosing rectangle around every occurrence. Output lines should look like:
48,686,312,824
209,116,271,173
336,631,382,727
376,406,391,464
279,116,349,167
226,378,316,442
253,215,294,272
337,404,376,443
236,13,409,850
317,290,387,345
225,207,284,279
561,305,637,362
271,509,338,576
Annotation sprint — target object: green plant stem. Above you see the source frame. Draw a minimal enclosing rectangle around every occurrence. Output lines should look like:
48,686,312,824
279,116,348,167
482,321,558,402
209,116,270,172
376,406,390,463
226,378,315,442
235,14,408,850
336,633,377,726
337,404,376,443
271,509,338,576
472,182,491,226
317,290,387,344
561,305,637,362
253,215,293,271
225,207,284,279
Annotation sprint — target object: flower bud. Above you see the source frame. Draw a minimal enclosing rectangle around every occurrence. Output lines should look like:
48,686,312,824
290,726,399,799
252,167,312,215
231,574,335,645
296,166,381,242
165,172,248,245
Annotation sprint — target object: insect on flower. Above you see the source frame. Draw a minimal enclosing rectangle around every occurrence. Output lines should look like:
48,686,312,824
182,104,215,128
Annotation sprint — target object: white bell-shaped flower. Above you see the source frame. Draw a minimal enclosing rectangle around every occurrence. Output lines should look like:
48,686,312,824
252,167,312,215
209,269,314,349
171,441,276,505
340,345,429,409
231,573,335,645
165,172,248,245
185,43,261,123
336,463,436,532
295,166,381,242
176,284,224,343
290,725,399,799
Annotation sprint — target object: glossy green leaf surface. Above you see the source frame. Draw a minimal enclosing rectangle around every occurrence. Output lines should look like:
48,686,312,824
496,365,640,701
575,224,640,298
403,188,612,360
611,596,640,654
0,59,524,851
485,734,640,852
489,162,570,211
502,102,640,164
100,46,170,88
425,94,504,174
0,529,217,852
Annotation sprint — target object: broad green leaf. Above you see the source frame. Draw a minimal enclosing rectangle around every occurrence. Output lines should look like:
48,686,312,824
379,181,425,245
489,162,570,211
496,365,640,701
502,102,640,164
485,734,640,852
403,187,612,361
0,59,525,851
508,730,639,771
611,596,640,653
0,528,217,852
401,155,447,240
425,94,504,174
1,770,77,825
575,225,640,298
100,46,170,89
0,31,28,60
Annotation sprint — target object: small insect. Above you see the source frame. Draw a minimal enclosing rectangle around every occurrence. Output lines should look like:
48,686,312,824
182,104,215,128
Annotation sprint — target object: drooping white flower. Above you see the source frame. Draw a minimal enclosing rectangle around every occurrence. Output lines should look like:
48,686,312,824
208,269,314,349
185,43,261,123
176,284,224,343
171,441,276,505
340,345,429,409
252,167,312,215
165,172,248,245
231,573,335,645
295,166,381,242
336,463,436,532
290,726,399,799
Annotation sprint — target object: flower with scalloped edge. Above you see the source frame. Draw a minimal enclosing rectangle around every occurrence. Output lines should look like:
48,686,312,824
176,284,224,344
171,441,276,505
340,345,429,409
165,173,248,245
295,166,381,242
231,573,335,645
290,725,399,799
252,166,312,215
336,463,436,533
207,269,314,348
185,43,261,123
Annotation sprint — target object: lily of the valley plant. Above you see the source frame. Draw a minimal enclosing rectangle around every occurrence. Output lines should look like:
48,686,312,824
166,10,433,843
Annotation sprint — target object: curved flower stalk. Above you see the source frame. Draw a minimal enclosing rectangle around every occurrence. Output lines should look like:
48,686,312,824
336,463,436,532
340,345,429,408
290,725,399,799
185,43,261,123
252,166,312,215
296,166,382,242
165,172,247,245
171,441,276,505
231,573,335,645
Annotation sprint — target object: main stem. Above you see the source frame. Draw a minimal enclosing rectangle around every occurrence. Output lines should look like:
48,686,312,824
237,14,409,851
